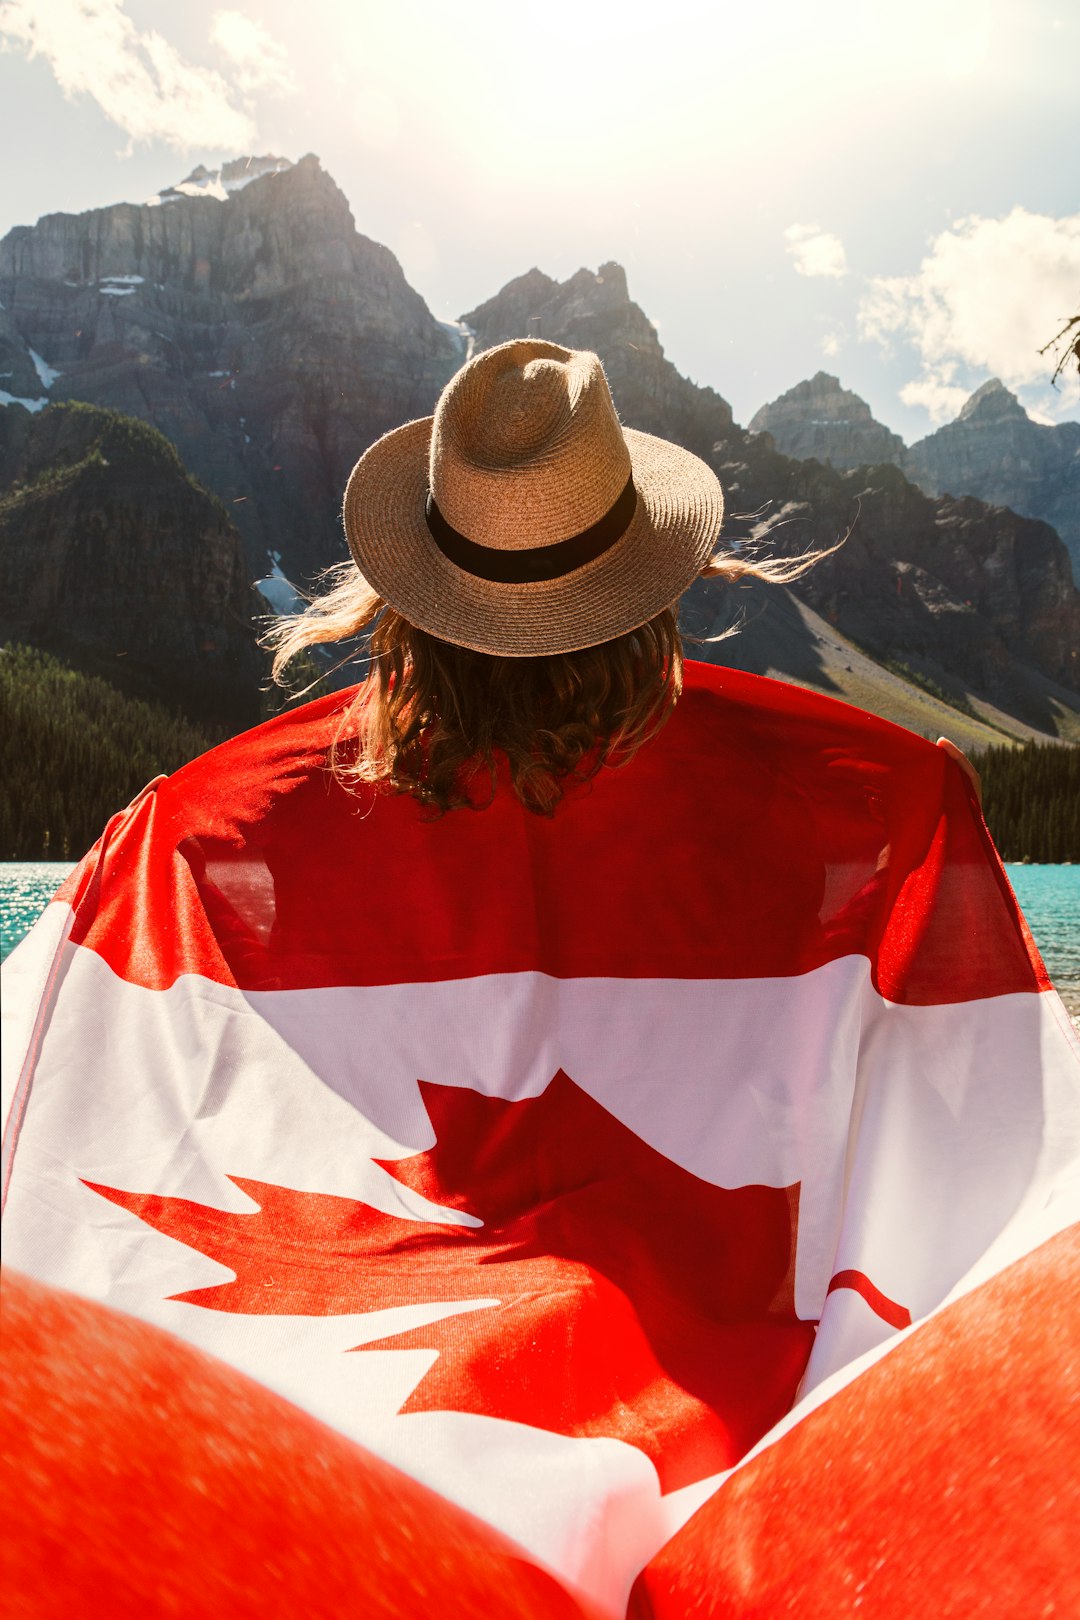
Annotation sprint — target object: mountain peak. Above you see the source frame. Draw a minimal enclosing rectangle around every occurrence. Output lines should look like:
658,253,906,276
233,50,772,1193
751,373,872,422
957,378,1027,424
748,374,904,469
460,262,638,353
596,261,629,300
149,155,293,207
460,261,733,457
904,378,1080,573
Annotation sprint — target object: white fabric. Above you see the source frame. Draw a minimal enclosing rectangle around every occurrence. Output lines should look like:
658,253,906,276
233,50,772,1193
4,932,1079,1613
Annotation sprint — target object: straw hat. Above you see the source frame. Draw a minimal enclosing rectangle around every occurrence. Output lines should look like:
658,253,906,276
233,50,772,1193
342,338,723,656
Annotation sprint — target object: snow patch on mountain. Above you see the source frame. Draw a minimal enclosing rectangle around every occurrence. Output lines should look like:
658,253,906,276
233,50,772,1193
28,349,61,390
0,391,49,412
254,552,303,616
147,156,293,208
438,320,476,362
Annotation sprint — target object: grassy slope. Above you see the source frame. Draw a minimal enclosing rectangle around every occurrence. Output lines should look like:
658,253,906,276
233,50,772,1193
695,585,1080,751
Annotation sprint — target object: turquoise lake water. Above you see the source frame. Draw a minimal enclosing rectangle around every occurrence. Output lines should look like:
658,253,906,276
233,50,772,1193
1,863,77,962
2,861,1077,1022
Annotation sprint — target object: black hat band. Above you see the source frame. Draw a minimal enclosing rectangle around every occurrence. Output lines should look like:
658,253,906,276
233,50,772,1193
425,476,638,584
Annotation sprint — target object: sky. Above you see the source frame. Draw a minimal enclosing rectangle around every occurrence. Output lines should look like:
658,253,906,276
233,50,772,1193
1,0,1078,441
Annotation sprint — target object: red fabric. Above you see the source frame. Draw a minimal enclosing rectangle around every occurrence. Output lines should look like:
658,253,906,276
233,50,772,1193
0,1269,597,1620
84,1071,814,1494
825,1268,911,1329
631,1227,1080,1618
57,663,1048,1004
13,662,1072,1617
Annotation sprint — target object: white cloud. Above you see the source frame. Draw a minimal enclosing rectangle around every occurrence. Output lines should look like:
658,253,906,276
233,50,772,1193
784,224,848,279
210,10,295,97
859,209,1080,421
0,0,290,151
898,376,969,422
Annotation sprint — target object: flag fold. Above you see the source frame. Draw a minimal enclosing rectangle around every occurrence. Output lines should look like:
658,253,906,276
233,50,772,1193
2,662,1077,1617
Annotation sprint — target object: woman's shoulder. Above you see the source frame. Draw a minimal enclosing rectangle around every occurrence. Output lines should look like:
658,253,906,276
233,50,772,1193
677,659,936,768
155,687,364,839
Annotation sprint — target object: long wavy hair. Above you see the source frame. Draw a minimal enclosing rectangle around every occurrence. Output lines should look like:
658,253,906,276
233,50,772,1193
265,544,825,816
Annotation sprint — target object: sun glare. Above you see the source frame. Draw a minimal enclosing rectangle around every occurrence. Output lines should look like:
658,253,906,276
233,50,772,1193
318,0,1011,198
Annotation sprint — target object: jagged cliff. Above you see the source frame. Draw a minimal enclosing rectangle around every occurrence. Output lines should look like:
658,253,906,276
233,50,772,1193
0,402,260,724
747,371,1080,583
904,380,1080,578
0,155,461,578
461,263,1080,723
748,373,905,470
701,445,1080,728
2,158,1077,739
463,263,734,461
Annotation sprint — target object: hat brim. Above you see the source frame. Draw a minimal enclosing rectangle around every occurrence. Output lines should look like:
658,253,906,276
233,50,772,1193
342,419,723,656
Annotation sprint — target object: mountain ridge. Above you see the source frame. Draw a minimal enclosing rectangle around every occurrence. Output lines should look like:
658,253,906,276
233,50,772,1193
0,400,261,724
2,154,1078,741
750,371,1080,578
906,380,1080,577
464,261,1079,726
748,373,906,470
0,154,461,579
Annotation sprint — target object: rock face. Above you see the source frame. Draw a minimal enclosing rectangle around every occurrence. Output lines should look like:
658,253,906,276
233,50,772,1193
0,299,50,405
748,373,905,470
904,380,1080,580
465,266,1080,716
701,445,1080,720
1,155,1077,737
0,402,261,724
0,155,461,579
462,262,734,460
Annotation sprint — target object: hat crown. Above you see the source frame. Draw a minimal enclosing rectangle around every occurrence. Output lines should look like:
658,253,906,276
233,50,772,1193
430,340,632,551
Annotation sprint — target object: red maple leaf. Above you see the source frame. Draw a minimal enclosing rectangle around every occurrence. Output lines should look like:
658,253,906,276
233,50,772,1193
86,1071,815,1492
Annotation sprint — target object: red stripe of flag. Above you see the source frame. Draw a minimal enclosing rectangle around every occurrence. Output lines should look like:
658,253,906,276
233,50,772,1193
55,665,1049,1004
827,1268,912,1329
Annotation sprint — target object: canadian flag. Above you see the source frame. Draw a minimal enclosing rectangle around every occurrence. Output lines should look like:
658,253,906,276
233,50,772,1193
3,662,1078,1618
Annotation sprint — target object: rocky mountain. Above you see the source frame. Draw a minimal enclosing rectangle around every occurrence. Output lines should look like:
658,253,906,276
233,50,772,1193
0,155,461,580
692,451,1080,739
2,155,1078,742
464,263,1080,733
0,298,51,404
748,372,1080,582
0,402,260,724
463,263,734,461
748,373,905,470
905,380,1080,578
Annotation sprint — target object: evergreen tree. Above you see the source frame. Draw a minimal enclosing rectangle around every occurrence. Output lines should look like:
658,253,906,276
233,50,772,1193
978,742,1080,863
0,645,226,860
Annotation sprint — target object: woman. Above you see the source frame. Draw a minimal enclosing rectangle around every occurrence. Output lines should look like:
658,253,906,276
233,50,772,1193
3,341,1076,1620
268,336,823,816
